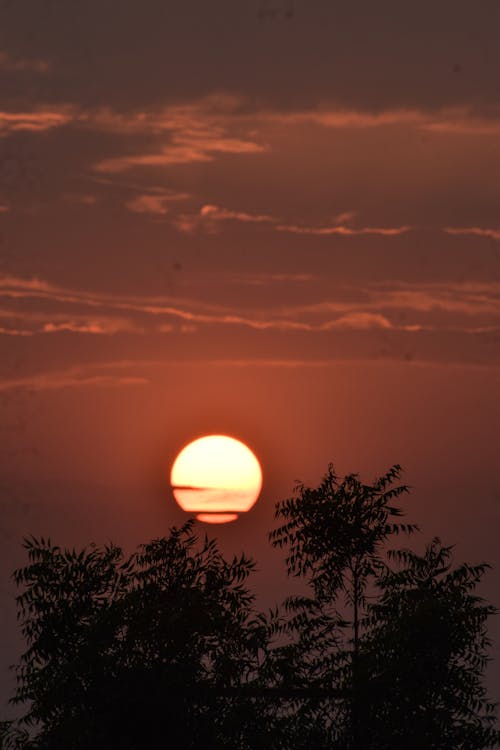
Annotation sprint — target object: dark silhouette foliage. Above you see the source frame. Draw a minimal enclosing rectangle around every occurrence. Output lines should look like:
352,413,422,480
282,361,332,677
269,465,499,749
7,524,274,749
359,539,500,749
269,464,416,747
3,465,500,749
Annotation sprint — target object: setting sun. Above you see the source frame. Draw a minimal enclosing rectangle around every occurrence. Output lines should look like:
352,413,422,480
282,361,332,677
170,435,263,523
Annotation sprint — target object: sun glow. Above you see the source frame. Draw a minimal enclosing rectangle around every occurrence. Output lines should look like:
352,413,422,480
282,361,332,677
170,435,262,523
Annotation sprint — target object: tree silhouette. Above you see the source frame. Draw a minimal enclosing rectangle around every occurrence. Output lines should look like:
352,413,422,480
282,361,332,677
359,539,500,749
8,523,274,749
1,721,29,750
269,465,499,749
269,464,415,747
3,464,500,749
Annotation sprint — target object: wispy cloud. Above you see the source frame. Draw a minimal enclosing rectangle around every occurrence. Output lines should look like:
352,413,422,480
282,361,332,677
91,97,266,171
73,100,500,197
281,281,500,319
3,97,500,184
0,274,228,318
41,321,134,335
0,325,32,336
125,189,190,216
200,204,275,223
1,275,499,340
0,367,149,392
334,210,357,224
266,106,500,137
176,203,276,233
275,222,411,237
422,118,500,136
0,304,142,336
3,95,500,144
95,136,265,173
70,97,500,141
444,226,500,241
91,98,500,177
0,109,74,136
372,282,500,316
1,354,496,394
0,275,393,334
268,108,428,129
174,203,410,237
0,51,51,74
84,94,243,134
326,313,394,330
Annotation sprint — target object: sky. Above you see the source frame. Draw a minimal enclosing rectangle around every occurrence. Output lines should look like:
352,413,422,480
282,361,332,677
1,0,500,712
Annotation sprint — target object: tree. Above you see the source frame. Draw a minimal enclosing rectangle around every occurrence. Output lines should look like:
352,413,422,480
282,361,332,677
269,464,414,748
5,463,500,749
8,522,273,749
1,721,29,750
269,465,499,749
359,538,500,749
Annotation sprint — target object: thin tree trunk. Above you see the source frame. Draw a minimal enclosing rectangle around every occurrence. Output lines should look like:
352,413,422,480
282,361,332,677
351,563,360,749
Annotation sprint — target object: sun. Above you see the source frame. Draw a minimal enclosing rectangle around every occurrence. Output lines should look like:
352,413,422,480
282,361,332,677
170,435,262,523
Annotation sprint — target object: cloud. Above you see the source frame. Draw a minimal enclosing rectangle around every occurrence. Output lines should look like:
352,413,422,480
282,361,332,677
0,274,230,319
173,214,200,234
41,321,135,335
268,108,428,129
3,95,500,148
266,106,500,137
0,368,149,392
0,51,51,74
444,227,500,241
373,282,500,316
1,274,499,343
0,304,141,336
0,275,395,333
325,313,394,330
422,119,500,136
84,94,244,134
275,223,411,237
334,210,357,224
93,101,432,174
1,354,495,394
68,97,500,142
0,325,32,336
174,203,409,237
281,281,500,319
125,189,190,216
95,136,265,173
91,98,266,172
0,109,74,136
200,204,275,223
177,203,276,231
95,145,213,172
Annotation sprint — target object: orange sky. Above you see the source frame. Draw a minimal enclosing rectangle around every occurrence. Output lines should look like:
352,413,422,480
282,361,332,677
1,0,500,711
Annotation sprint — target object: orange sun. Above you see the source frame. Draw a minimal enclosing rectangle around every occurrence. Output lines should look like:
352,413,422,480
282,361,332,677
170,435,262,523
